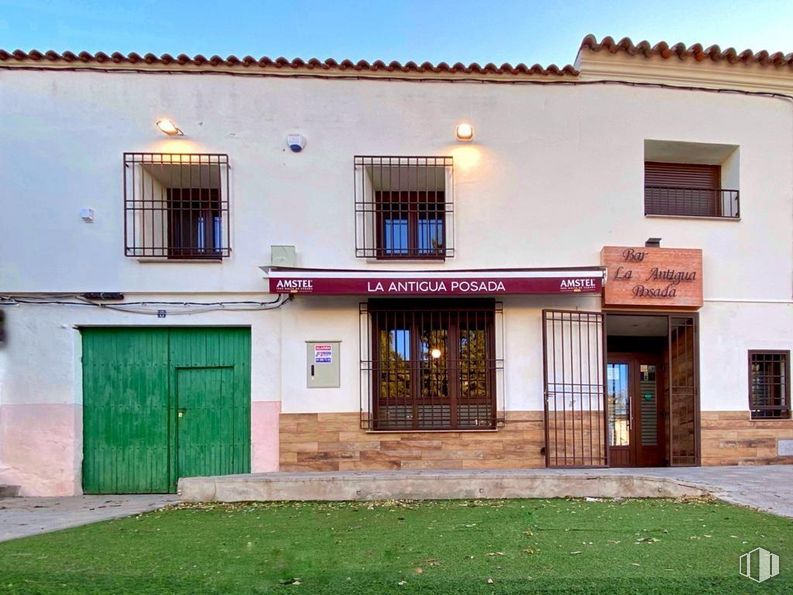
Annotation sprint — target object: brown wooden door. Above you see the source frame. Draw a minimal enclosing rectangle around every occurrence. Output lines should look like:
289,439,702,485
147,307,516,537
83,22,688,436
607,354,666,467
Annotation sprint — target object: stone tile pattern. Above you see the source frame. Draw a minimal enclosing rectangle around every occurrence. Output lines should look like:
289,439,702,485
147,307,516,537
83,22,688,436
281,411,793,471
701,411,793,465
279,412,545,471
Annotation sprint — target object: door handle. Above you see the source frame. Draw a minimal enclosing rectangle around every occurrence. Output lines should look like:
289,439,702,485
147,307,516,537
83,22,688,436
310,365,315,377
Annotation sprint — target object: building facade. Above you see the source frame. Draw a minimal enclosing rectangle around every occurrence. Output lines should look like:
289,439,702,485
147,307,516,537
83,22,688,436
1,36,792,496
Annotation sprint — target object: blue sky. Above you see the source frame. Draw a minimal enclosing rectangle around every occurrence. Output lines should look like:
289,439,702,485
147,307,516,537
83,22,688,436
1,0,792,67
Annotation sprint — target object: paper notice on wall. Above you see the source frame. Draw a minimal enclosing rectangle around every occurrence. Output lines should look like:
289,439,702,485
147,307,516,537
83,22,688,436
314,344,333,364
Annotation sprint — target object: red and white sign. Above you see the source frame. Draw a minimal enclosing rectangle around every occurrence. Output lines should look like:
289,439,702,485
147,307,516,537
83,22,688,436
265,268,604,296
314,344,333,364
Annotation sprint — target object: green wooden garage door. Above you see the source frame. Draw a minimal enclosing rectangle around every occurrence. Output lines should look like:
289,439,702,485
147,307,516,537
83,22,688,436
82,328,250,494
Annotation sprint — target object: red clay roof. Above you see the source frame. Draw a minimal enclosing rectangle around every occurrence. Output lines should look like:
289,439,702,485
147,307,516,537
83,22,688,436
0,48,578,76
579,34,793,67
2,36,791,78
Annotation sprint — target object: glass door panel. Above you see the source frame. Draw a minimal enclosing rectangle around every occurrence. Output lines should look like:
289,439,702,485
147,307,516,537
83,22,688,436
607,363,630,447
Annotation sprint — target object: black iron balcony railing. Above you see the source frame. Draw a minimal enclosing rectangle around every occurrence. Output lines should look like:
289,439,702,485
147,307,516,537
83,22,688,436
644,186,740,219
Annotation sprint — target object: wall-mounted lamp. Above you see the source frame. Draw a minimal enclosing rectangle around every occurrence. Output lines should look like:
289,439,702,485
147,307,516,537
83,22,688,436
455,122,474,142
430,348,442,359
645,237,662,248
156,119,183,136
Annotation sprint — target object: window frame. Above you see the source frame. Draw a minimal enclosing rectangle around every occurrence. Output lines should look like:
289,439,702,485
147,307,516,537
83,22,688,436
374,190,447,260
123,152,231,260
368,299,497,431
643,161,739,219
165,187,223,259
748,350,791,420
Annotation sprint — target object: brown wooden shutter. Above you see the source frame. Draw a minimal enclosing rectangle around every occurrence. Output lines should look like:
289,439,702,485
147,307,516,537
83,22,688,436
645,162,720,189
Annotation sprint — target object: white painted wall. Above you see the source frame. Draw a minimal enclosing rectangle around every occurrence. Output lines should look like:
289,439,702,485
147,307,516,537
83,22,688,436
1,71,791,430
699,301,793,411
1,71,791,297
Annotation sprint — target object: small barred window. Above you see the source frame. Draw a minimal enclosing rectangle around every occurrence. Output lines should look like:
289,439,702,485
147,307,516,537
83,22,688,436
749,351,790,419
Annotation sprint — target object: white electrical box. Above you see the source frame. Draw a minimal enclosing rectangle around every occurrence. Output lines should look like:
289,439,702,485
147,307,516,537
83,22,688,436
271,245,297,267
306,341,340,388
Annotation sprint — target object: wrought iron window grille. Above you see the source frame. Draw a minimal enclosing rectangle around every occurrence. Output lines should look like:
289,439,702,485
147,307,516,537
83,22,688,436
749,351,791,419
359,300,503,431
354,156,454,260
124,153,231,259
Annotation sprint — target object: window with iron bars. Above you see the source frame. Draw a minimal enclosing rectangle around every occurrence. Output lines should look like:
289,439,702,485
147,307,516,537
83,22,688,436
355,156,454,260
124,153,231,259
749,351,790,419
359,300,504,431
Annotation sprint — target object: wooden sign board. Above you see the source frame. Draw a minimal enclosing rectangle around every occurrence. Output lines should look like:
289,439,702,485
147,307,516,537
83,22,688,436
601,246,703,309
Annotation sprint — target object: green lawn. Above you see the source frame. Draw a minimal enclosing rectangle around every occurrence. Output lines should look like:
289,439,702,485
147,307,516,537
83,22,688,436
0,499,790,594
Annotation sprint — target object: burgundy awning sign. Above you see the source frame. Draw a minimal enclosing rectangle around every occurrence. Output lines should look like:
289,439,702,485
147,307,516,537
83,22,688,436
264,267,604,296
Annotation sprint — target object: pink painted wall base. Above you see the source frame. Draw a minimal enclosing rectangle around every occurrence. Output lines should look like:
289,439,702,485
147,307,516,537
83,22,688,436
0,403,80,496
252,401,280,472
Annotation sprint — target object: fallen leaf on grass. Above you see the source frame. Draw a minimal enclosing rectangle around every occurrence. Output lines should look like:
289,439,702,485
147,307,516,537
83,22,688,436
278,578,301,585
523,548,539,555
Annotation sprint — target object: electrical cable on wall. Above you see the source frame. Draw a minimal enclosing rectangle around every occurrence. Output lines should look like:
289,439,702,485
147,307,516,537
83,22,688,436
0,293,292,315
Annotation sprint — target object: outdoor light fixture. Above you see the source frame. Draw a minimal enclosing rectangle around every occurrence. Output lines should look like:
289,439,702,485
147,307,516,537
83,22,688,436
455,122,474,142
431,348,442,359
156,119,183,136
645,237,662,248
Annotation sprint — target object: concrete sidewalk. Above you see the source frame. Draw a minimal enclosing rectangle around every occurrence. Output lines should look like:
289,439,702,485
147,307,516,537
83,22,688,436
0,494,177,542
607,466,793,518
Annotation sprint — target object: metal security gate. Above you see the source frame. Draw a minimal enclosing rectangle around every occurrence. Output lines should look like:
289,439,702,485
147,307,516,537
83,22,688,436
542,310,607,467
82,327,250,494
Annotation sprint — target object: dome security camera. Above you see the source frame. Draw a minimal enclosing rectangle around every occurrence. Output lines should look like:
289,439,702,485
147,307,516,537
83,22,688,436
287,133,306,153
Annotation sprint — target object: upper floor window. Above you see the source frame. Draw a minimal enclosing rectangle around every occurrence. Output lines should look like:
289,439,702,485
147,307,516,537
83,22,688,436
644,140,739,219
124,153,230,259
355,156,454,260
749,351,790,420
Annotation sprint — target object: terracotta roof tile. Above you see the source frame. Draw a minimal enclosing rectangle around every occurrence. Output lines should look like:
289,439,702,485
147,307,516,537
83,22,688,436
579,34,793,67
5,36,789,79
0,48,579,77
